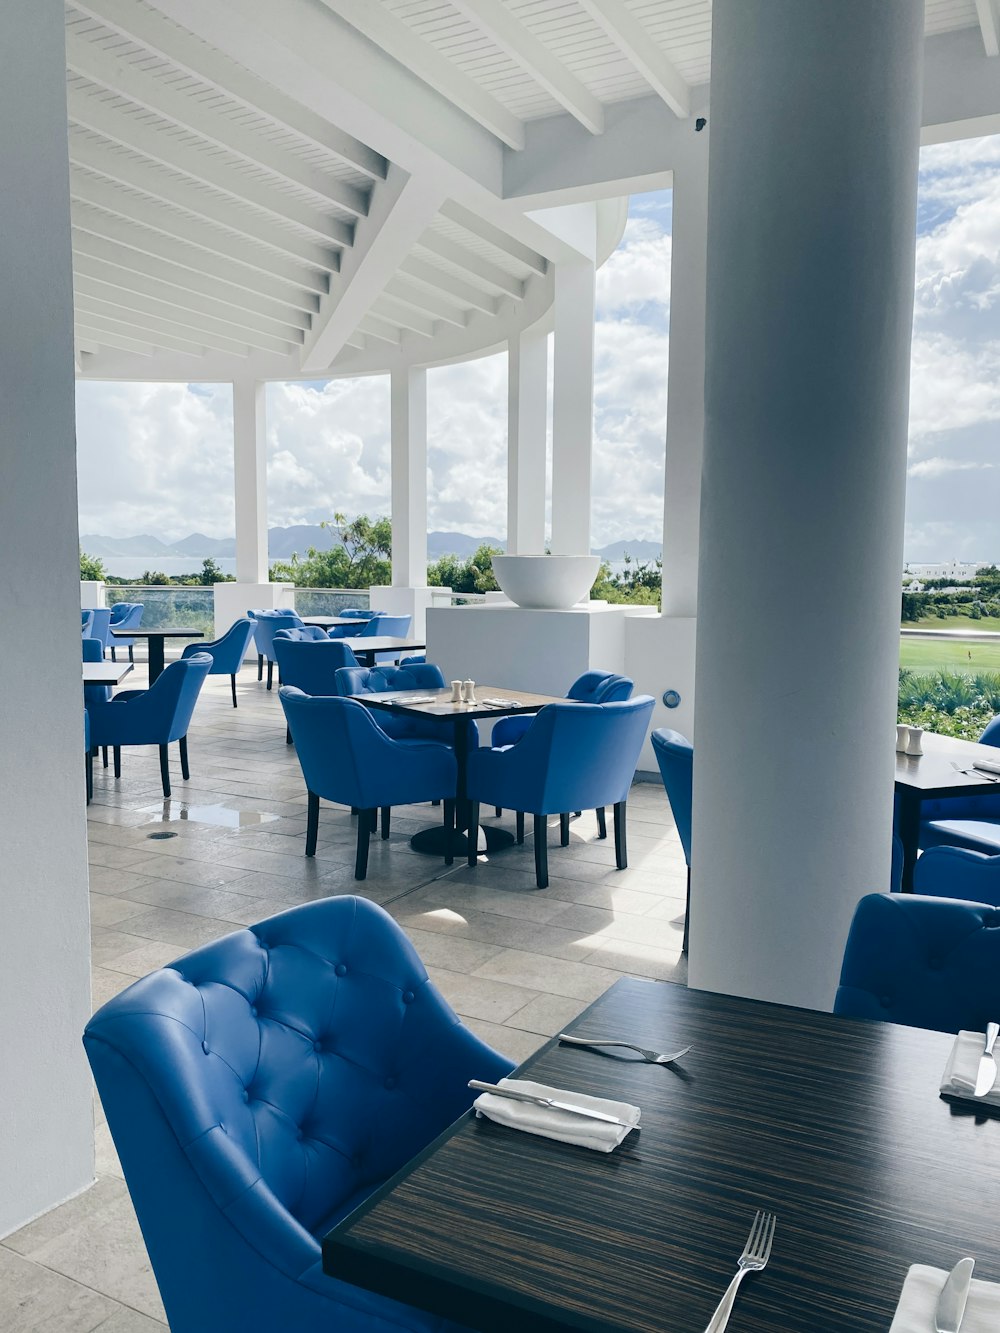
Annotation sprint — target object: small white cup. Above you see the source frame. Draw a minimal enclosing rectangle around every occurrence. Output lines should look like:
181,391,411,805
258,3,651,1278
905,726,924,757
450,680,463,702
462,678,476,703
895,724,910,753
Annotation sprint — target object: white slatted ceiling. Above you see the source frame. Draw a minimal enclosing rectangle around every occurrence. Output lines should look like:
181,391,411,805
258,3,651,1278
925,0,980,36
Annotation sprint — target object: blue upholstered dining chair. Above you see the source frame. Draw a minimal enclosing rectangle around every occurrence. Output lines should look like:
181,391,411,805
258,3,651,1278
904,714,1000,856
87,653,212,798
180,618,256,708
334,663,471,745
327,608,381,639
834,892,1000,1033
650,728,693,954
108,603,143,662
355,612,411,662
85,607,113,653
272,635,360,744
913,844,1000,906
280,690,458,876
249,610,303,689
81,609,94,638
83,895,513,1333
467,696,655,888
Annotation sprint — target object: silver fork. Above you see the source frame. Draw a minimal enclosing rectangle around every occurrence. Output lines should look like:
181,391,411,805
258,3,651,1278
703,1210,776,1333
557,1033,692,1064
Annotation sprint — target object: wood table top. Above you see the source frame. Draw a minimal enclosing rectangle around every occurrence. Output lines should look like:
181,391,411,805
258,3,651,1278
338,636,425,654
355,685,569,720
109,627,204,639
323,977,1000,1332
894,730,1000,795
82,662,134,685
300,615,358,628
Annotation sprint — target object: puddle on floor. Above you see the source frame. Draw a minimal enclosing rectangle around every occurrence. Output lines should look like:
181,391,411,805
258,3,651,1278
138,801,281,829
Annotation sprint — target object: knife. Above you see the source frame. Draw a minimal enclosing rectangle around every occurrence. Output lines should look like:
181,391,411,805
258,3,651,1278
934,1256,975,1333
468,1080,626,1126
974,1022,999,1097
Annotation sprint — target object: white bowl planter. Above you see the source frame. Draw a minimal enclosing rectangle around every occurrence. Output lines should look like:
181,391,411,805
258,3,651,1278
491,554,600,610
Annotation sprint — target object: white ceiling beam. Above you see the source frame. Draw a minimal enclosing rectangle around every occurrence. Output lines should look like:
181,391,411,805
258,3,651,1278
70,178,333,292
301,169,445,373
575,0,691,118
398,257,498,315
439,200,547,274
67,87,351,241
356,315,402,345
74,314,204,357
75,323,156,357
370,297,435,339
70,207,323,310
65,29,367,213
314,0,525,150
448,0,604,135
72,231,317,326
976,0,1000,57
68,135,347,265
383,277,469,327
416,231,525,299
72,0,386,183
74,296,253,357
73,259,309,339
344,333,367,351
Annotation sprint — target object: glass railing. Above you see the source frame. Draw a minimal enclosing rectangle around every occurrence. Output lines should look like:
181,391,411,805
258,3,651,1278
290,588,370,616
103,585,215,638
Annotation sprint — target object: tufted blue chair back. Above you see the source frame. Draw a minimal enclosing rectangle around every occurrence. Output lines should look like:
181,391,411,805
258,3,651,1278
84,896,512,1332
181,618,256,673
492,670,633,749
88,654,212,748
335,663,445,697
108,603,144,646
650,729,693,867
834,893,1000,1032
327,608,382,639
275,625,329,642
250,610,303,664
83,635,111,707
272,636,359,696
913,844,1000,905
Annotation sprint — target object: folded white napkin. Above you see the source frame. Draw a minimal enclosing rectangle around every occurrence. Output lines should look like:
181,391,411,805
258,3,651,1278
939,1031,1000,1107
889,1264,1000,1332
473,1077,640,1153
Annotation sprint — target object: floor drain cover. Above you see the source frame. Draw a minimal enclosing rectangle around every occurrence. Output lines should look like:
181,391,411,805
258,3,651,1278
147,831,178,840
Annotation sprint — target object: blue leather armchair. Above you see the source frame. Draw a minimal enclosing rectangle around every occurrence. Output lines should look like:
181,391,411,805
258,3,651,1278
81,609,94,637
904,715,1000,854
334,664,474,745
87,653,212,798
181,618,256,707
327,608,381,639
83,895,513,1333
355,613,411,662
250,610,303,689
913,844,1000,905
280,689,458,876
650,728,693,954
109,603,144,663
467,696,655,888
83,607,112,652
834,892,1000,1032
272,635,360,744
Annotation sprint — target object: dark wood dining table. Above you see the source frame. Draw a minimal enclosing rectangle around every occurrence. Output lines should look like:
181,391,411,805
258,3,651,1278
109,627,204,684
323,976,1000,1332
895,730,1000,889
299,615,360,630
339,636,426,668
353,684,569,855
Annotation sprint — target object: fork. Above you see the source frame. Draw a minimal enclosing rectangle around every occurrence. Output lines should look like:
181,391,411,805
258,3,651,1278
703,1209,776,1333
557,1033,692,1064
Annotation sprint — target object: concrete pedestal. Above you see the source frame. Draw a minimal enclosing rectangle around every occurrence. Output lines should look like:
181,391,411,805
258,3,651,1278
80,580,105,609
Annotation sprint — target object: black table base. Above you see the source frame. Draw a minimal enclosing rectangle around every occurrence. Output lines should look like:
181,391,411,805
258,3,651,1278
410,824,516,857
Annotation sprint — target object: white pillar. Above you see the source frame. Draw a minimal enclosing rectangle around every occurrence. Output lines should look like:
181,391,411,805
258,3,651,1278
232,378,268,585
661,139,709,618
507,328,548,554
689,0,923,1010
390,366,427,587
550,256,596,556
0,0,94,1235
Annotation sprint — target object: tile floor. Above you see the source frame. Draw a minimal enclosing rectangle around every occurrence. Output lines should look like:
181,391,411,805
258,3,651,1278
3,657,688,1330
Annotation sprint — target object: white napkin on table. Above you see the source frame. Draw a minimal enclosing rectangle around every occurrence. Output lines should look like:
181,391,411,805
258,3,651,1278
889,1264,1000,1332
473,1077,640,1153
939,1031,1000,1106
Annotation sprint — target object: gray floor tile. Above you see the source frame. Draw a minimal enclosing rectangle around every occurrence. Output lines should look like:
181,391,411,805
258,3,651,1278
0,1246,116,1332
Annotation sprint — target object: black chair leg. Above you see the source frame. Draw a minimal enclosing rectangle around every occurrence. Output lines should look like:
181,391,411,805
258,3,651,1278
102,745,108,769
266,660,273,691
257,653,263,681
158,744,171,798
495,806,502,818
286,726,292,746
381,806,391,839
179,735,189,781
369,808,378,838
443,798,455,866
467,801,481,866
85,752,93,803
128,646,134,664
230,674,238,708
113,746,121,780
305,791,319,856
683,865,690,955
515,811,524,845
355,813,372,879
110,647,116,663
596,806,607,839
560,812,570,847
613,801,627,870
533,815,548,889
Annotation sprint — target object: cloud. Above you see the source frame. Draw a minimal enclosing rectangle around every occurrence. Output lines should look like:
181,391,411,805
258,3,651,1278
907,457,993,478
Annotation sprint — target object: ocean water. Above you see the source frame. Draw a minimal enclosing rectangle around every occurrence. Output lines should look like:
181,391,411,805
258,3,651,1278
102,556,237,578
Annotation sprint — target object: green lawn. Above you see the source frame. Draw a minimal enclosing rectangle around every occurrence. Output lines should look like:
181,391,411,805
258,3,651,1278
900,635,1000,673
905,614,1000,633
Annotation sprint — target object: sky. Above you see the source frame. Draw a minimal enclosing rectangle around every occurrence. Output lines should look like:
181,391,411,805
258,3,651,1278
77,142,1000,558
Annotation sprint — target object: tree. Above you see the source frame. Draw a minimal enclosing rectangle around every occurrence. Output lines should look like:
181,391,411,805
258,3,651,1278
193,557,234,585
80,548,106,581
427,544,502,594
590,552,662,606
270,512,392,588
140,569,172,585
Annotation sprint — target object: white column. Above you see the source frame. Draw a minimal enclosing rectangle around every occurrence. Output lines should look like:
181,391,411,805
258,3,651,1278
550,256,596,556
507,328,548,554
0,0,94,1235
689,0,923,1010
661,139,709,618
232,378,268,585
390,366,427,587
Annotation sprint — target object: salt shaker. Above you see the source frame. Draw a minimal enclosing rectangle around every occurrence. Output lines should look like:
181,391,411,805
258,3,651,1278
462,679,476,704
904,726,924,757
895,724,909,753
450,680,463,702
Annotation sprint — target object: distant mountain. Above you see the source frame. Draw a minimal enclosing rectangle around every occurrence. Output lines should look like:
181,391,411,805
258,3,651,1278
170,532,235,557
427,531,505,559
594,540,662,562
80,533,175,558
